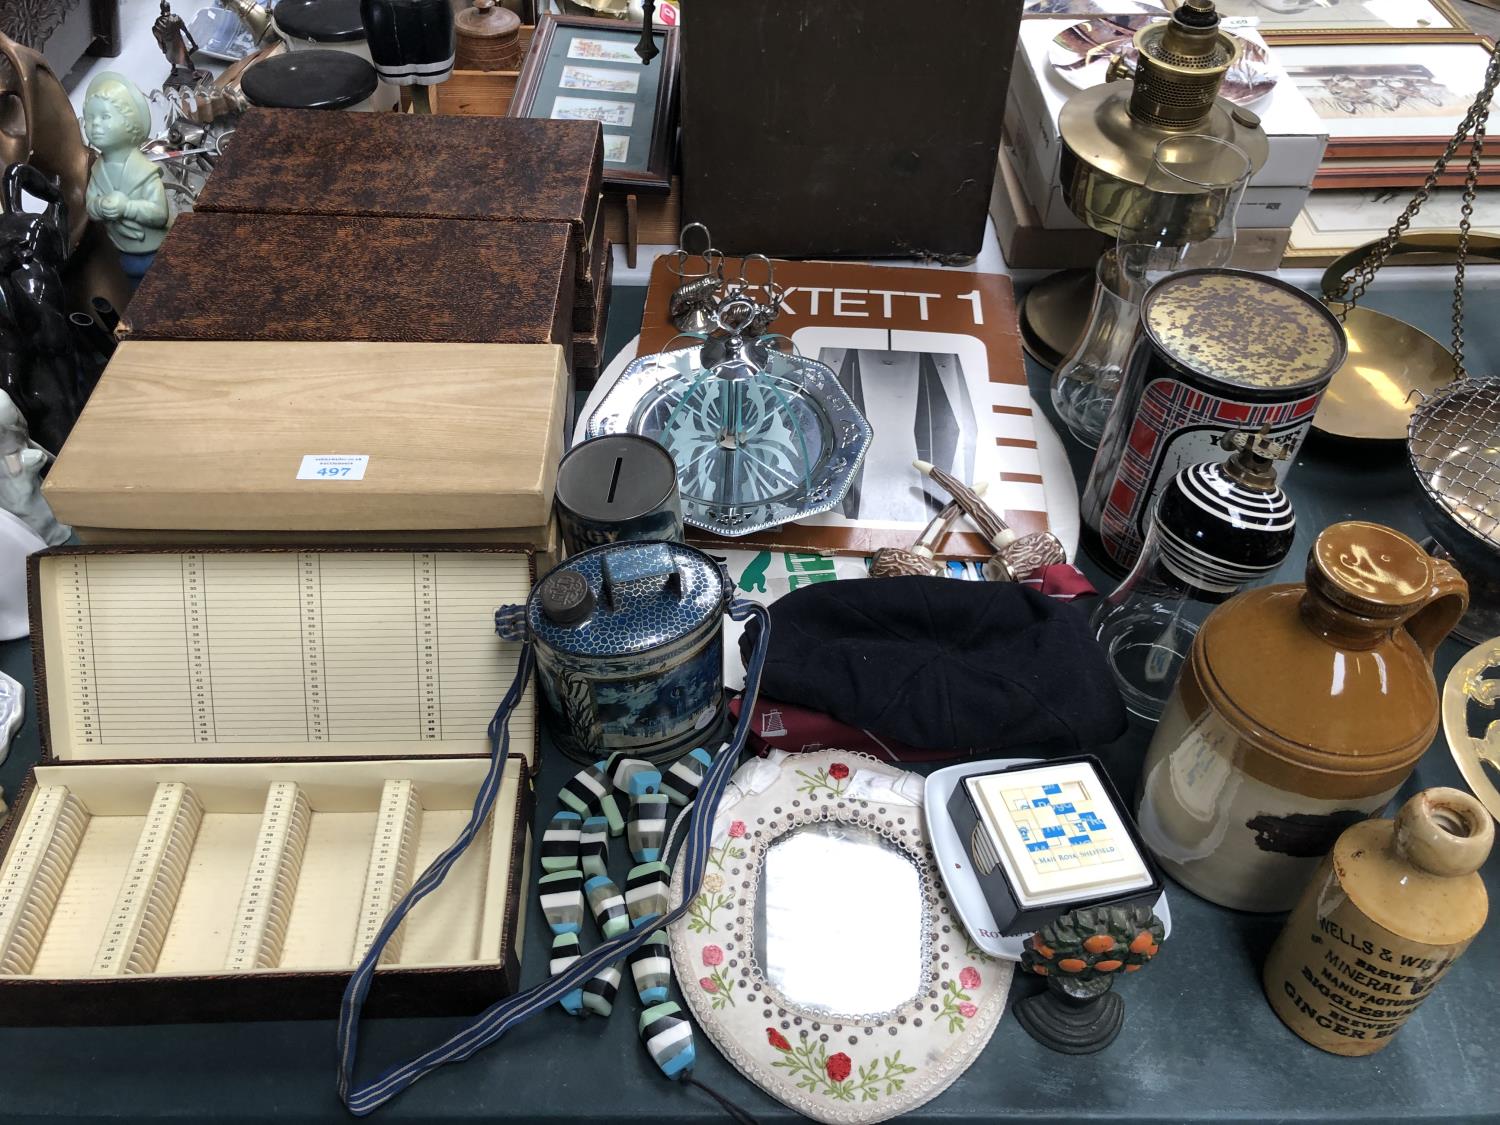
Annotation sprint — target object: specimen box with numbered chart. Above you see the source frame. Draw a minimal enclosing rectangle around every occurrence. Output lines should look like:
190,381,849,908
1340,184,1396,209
0,544,538,1026
43,341,567,563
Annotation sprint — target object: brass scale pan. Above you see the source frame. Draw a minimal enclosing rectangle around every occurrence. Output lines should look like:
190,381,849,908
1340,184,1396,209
1314,233,1500,443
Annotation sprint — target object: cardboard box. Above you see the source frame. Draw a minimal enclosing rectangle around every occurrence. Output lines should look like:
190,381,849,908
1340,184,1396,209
0,544,536,1025
46,340,567,559
1007,19,1327,217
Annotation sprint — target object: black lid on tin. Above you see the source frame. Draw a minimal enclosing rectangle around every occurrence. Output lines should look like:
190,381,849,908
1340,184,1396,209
1140,268,1348,398
274,0,367,42
556,435,678,523
541,569,595,626
241,50,378,109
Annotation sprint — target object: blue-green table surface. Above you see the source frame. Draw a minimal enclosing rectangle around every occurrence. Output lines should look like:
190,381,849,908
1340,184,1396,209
0,282,1494,1123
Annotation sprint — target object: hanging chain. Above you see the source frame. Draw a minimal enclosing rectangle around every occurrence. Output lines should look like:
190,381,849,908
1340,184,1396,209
1331,45,1500,381
1451,68,1490,379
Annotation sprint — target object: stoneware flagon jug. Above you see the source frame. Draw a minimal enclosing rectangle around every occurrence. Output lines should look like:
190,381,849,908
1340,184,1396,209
1135,521,1468,912
1262,787,1492,1055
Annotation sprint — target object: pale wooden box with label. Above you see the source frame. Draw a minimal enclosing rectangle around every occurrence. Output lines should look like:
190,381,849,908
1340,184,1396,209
43,341,567,565
0,544,537,1025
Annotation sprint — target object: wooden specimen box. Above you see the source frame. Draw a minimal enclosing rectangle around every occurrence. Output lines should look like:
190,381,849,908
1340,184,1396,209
121,212,576,353
191,106,606,314
44,340,567,553
0,545,537,1025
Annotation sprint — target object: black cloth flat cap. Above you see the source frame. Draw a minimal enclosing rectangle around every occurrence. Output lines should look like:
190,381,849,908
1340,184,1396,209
740,577,1126,754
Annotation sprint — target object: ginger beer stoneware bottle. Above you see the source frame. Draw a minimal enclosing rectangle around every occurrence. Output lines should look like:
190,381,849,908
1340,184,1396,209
1135,521,1468,912
1262,787,1492,1055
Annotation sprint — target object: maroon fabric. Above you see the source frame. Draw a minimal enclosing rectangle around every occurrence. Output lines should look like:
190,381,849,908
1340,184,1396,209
730,696,984,762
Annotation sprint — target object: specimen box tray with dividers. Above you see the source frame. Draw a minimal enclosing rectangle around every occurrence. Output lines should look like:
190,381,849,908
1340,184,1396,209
0,544,538,1025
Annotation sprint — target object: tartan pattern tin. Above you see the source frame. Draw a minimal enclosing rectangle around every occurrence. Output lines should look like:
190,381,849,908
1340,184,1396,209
1096,378,1320,570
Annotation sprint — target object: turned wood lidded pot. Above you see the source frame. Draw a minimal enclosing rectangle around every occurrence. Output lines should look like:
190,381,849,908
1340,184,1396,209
1136,521,1468,912
454,0,523,71
1264,787,1492,1055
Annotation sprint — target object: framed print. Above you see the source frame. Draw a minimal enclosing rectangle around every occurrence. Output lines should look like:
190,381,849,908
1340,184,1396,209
511,13,680,192
1267,35,1495,156
1285,186,1500,262
1023,0,1166,14
1167,0,1465,33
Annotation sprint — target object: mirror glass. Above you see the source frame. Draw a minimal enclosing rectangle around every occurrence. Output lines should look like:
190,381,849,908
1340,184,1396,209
756,822,925,1018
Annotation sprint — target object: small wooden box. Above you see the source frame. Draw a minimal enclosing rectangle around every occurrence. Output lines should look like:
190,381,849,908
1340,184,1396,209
430,68,521,116
44,340,566,555
0,544,538,1025
429,23,535,115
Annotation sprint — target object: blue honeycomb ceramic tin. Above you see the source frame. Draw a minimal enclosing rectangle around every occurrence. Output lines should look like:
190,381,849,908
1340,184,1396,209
506,541,731,764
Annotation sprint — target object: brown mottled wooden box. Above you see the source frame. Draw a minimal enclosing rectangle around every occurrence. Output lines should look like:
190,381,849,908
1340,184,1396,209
193,107,605,302
121,212,575,353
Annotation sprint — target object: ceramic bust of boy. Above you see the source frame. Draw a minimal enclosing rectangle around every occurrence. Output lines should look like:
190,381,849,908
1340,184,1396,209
82,72,170,281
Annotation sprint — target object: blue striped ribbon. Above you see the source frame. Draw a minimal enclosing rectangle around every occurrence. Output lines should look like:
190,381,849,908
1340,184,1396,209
337,599,771,1115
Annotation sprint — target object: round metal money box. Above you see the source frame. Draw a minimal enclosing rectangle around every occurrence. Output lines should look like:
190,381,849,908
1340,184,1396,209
1081,268,1346,576
516,540,731,764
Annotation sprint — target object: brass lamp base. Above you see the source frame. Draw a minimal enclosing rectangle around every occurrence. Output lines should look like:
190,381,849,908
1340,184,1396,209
1019,269,1094,370
1058,84,1269,238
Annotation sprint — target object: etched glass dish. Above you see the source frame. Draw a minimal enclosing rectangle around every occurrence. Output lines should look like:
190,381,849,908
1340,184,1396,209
585,342,873,538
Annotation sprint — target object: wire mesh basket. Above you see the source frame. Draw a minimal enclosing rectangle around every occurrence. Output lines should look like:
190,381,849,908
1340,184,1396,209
1408,377,1500,643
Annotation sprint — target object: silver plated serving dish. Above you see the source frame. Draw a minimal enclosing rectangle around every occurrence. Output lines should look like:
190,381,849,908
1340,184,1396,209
585,329,873,539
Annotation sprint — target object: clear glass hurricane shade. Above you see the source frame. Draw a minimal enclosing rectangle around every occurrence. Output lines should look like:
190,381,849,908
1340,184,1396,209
1050,247,1147,449
1116,134,1252,290
1091,518,1224,722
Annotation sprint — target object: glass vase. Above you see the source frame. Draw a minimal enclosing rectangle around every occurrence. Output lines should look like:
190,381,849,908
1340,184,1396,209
1049,248,1144,449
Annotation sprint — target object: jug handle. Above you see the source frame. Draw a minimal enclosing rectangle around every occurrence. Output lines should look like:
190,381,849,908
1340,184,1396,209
1405,557,1469,664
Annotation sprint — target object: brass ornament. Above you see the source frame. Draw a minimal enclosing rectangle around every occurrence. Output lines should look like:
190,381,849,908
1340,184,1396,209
1441,638,1500,823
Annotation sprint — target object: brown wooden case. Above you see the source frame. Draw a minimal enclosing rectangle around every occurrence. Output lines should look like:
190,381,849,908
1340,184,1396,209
679,0,1023,258
43,340,567,563
192,108,605,302
121,212,576,352
0,544,538,1025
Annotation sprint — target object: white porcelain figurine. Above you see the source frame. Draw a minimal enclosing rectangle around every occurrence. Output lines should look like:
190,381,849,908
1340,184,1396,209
0,391,69,546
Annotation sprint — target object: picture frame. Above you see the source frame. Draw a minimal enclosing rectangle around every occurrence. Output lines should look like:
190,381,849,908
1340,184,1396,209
510,13,679,192
1167,0,1467,34
1264,34,1496,158
1023,0,1166,14
1285,187,1500,264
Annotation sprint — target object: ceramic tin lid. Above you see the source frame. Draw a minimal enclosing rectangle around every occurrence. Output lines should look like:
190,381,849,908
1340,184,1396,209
1141,270,1347,395
274,0,367,42
528,542,726,658
241,50,378,109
